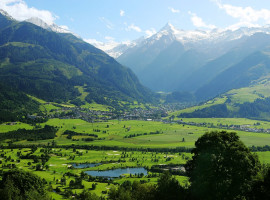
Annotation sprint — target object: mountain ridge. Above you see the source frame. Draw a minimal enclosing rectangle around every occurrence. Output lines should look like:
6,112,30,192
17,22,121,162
107,23,270,100
91,23,270,58
0,12,155,114
25,17,72,34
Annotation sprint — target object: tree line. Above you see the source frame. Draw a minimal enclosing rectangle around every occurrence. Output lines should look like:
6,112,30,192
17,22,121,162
0,125,57,141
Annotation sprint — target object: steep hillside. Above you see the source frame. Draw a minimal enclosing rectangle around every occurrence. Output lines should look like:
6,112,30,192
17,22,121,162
139,42,207,91
114,23,270,100
0,10,14,30
0,13,155,108
117,24,177,75
0,83,40,123
176,78,270,120
185,33,270,97
195,50,270,100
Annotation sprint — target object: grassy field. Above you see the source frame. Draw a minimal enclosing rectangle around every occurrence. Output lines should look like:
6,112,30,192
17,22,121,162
180,118,270,128
0,122,33,133
28,95,76,113
169,96,227,118
227,79,270,104
0,148,191,199
168,80,270,120
1,118,269,149
1,147,270,199
2,117,270,199
257,151,270,164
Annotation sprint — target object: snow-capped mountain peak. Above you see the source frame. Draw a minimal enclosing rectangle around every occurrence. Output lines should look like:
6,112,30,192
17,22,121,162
146,23,213,44
151,23,270,45
26,17,51,30
84,22,270,58
86,38,141,58
0,9,14,20
146,23,178,44
160,23,178,33
25,17,71,34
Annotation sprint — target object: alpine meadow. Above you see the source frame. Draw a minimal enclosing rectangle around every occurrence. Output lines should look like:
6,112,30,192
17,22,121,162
2,1,270,199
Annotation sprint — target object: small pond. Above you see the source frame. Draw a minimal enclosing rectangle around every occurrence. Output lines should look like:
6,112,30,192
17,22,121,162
71,163,101,168
85,167,148,178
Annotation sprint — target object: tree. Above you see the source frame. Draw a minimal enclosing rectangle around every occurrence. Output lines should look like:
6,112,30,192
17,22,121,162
131,181,155,200
36,163,42,171
108,180,155,200
69,180,75,188
185,131,261,200
77,189,100,200
44,165,49,170
155,171,186,200
61,176,67,186
249,166,270,199
0,169,50,200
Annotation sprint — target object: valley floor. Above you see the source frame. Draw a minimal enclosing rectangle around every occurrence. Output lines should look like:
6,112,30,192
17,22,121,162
1,117,270,199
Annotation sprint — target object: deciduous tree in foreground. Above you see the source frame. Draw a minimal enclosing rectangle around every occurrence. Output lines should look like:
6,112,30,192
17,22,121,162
185,131,261,200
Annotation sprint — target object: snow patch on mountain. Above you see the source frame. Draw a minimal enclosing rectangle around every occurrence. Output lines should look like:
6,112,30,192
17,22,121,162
25,17,72,34
86,38,143,58
109,23,270,58
0,9,14,20
168,23,270,44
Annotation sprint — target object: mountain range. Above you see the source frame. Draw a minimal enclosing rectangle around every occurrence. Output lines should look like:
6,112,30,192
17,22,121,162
0,10,155,122
3,7,270,121
93,23,270,102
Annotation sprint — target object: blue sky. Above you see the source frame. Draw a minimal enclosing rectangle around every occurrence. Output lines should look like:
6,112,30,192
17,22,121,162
1,0,270,44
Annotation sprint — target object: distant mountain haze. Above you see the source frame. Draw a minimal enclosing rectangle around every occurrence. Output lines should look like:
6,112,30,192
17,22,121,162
98,23,270,101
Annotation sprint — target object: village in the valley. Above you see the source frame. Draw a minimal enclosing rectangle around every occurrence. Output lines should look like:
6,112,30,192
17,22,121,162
20,103,270,135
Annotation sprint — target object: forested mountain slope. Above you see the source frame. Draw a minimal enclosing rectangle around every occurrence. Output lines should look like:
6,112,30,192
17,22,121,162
0,13,155,109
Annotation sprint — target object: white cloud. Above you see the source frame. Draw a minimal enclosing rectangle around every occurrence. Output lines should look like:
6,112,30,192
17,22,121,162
213,0,270,29
126,24,142,32
120,10,125,17
168,7,180,13
189,12,216,29
0,0,57,25
99,17,114,29
145,28,157,38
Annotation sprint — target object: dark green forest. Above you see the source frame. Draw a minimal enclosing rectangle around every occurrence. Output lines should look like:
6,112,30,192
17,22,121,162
0,125,57,141
0,83,40,123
